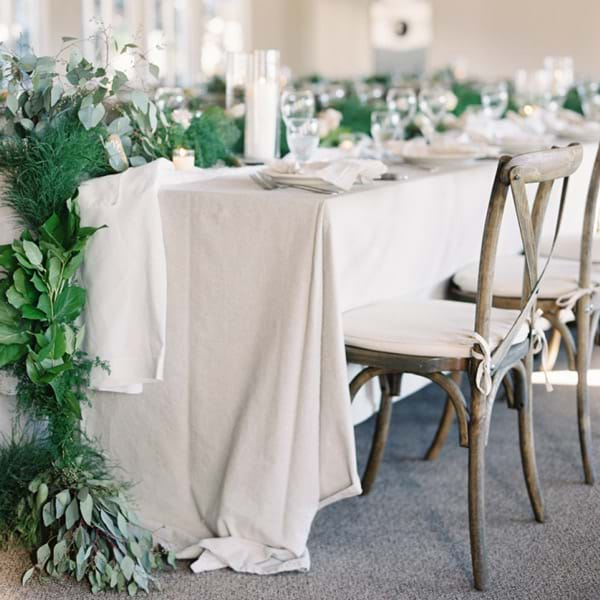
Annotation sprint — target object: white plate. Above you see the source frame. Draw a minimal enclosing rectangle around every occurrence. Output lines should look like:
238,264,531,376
401,139,488,168
493,135,553,155
556,125,600,143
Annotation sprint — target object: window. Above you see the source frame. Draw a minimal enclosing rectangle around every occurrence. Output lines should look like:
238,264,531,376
0,0,45,54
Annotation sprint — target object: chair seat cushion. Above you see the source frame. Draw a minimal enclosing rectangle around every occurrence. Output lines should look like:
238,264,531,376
452,255,587,299
343,299,528,358
538,234,600,263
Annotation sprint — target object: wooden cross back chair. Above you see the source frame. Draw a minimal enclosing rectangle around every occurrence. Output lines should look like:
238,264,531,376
438,142,600,485
343,144,583,590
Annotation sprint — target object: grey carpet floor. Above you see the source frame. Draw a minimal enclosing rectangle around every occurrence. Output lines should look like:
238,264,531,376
2,351,600,600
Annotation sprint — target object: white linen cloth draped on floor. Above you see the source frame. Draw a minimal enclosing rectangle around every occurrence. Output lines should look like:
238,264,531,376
0,144,595,574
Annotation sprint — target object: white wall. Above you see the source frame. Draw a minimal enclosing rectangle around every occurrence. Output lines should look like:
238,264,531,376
249,0,373,78
429,0,600,80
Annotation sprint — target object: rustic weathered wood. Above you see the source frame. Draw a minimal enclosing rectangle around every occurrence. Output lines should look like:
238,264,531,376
345,145,583,590
423,371,462,461
498,144,583,184
361,374,402,495
512,358,545,522
445,143,599,485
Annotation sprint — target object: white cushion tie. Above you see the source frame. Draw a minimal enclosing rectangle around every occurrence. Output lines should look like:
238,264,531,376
469,332,493,396
530,308,553,392
555,284,600,312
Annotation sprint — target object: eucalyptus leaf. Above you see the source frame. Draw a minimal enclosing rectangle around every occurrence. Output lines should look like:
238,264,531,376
130,90,149,114
50,82,63,107
6,92,18,115
78,103,106,130
108,116,133,137
37,543,51,567
53,539,67,565
120,556,135,581
66,497,80,528
22,567,35,585
117,512,129,538
80,492,93,525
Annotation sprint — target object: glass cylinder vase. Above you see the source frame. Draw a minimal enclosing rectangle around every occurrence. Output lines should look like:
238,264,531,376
225,52,249,116
244,49,281,162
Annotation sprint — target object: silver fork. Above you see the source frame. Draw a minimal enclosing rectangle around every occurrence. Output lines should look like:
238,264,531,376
250,172,277,190
251,172,340,195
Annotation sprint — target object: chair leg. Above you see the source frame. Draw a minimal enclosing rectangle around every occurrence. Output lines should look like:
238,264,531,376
424,371,462,460
361,375,396,495
546,327,562,372
501,371,515,407
513,359,545,522
576,309,595,485
468,389,488,591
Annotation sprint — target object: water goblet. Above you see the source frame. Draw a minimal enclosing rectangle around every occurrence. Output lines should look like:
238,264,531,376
370,111,401,159
418,85,449,140
286,117,320,169
544,56,574,111
281,89,316,125
386,87,417,138
480,82,509,120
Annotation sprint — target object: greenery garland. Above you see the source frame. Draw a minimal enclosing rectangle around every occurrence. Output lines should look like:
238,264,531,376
0,32,248,594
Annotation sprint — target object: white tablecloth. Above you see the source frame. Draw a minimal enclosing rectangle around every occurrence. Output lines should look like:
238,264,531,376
0,144,596,573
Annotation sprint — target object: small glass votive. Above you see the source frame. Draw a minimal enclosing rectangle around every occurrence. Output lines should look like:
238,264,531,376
172,148,195,171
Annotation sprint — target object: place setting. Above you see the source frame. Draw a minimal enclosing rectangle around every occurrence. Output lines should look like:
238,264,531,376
0,3,600,600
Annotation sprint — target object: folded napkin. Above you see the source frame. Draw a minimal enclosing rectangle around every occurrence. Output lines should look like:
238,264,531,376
266,158,387,191
542,109,600,142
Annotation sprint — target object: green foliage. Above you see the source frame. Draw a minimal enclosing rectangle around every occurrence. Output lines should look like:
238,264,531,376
564,87,583,115
0,434,54,546
183,107,241,167
330,97,373,136
0,34,179,595
451,81,482,117
0,118,110,229
136,106,241,168
20,454,175,594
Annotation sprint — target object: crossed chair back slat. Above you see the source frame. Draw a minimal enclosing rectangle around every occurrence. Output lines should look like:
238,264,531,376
579,143,600,291
474,144,583,364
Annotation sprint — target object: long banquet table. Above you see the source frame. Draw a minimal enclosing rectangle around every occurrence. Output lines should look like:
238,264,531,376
0,143,596,574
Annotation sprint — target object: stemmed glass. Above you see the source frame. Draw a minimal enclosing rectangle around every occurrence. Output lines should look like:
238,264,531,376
480,82,509,119
370,111,401,158
418,85,449,141
544,56,574,111
281,90,316,125
286,117,320,169
578,82,600,122
386,87,417,139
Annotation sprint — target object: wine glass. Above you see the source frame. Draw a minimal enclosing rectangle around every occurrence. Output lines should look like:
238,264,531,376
386,87,417,138
286,117,320,168
281,90,316,124
418,86,449,138
370,111,401,158
578,82,600,122
480,82,509,119
544,56,574,111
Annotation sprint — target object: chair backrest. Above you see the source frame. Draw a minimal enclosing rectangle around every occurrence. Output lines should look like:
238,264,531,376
474,144,583,353
579,143,600,289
